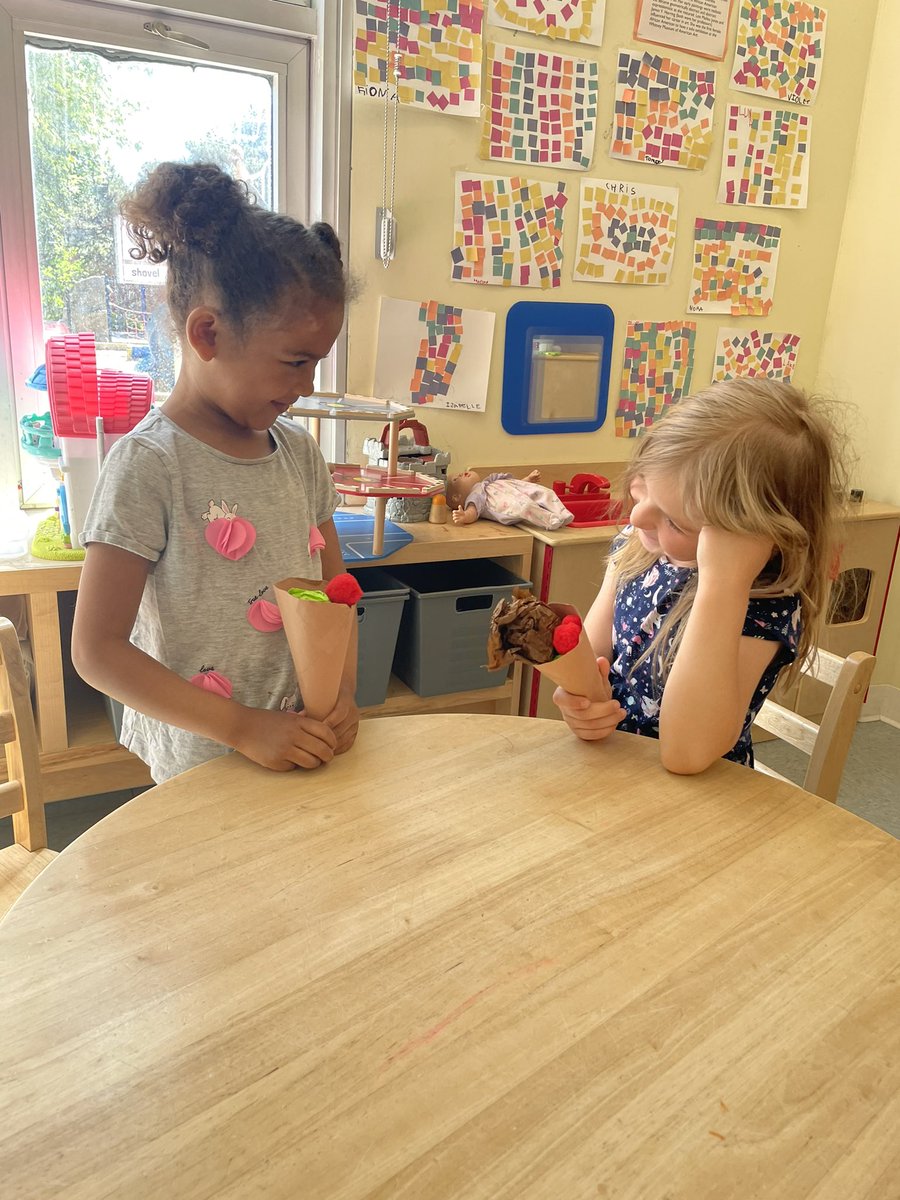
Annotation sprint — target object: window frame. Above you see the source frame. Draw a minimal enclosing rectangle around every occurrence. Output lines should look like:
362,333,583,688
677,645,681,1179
0,0,352,495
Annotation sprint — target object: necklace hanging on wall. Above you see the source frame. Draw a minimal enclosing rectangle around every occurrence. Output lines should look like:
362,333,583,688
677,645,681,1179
377,1,399,269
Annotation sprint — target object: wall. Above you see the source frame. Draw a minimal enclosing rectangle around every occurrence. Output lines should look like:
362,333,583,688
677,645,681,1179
345,1,879,474
815,0,900,696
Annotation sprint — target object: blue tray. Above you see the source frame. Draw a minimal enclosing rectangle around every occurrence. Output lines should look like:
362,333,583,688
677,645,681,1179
334,510,414,562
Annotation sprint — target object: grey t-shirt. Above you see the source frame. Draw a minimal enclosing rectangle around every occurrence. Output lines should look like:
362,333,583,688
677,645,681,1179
81,408,338,782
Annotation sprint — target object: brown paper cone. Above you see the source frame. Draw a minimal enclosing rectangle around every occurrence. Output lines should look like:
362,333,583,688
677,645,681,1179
532,602,612,703
274,578,355,720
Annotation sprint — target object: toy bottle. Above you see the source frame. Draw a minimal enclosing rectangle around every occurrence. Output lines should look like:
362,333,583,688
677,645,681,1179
428,494,448,524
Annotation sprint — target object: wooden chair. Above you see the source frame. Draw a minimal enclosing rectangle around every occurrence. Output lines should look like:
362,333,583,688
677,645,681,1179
754,648,876,803
0,617,56,918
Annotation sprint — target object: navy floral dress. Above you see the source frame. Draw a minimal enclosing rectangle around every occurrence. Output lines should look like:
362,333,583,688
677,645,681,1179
610,533,802,767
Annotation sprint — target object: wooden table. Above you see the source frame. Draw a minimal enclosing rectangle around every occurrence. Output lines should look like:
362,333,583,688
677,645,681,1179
1,715,898,1199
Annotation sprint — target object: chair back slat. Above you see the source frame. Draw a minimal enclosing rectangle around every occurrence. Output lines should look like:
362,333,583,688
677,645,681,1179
0,619,47,849
0,780,24,820
753,701,818,755
0,710,15,745
803,647,845,689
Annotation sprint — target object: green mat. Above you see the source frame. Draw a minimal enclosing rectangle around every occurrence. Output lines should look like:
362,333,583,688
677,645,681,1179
31,514,85,561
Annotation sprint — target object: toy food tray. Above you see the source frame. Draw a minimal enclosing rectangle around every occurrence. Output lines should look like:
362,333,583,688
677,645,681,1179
332,466,444,498
553,473,622,526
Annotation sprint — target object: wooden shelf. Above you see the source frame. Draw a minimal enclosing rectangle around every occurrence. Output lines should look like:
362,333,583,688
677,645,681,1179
361,674,513,718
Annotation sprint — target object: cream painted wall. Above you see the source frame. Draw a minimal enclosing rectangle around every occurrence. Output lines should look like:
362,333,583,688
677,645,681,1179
345,1,879,473
815,0,900,690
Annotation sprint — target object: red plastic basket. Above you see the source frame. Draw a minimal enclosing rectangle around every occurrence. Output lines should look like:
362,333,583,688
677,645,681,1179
96,369,154,434
46,333,99,437
45,334,152,438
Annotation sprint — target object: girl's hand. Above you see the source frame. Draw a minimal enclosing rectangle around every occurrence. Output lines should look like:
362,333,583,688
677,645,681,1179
552,657,625,742
326,686,360,756
696,526,774,591
232,707,337,771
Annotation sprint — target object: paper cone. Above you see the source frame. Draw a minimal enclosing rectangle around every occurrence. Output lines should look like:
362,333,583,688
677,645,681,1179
532,603,612,703
274,578,355,720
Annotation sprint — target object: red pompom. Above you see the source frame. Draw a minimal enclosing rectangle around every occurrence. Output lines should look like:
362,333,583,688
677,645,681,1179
560,613,582,633
552,621,580,655
324,572,363,606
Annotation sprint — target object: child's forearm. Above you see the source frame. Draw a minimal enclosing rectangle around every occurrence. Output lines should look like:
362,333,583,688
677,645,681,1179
73,636,247,749
658,581,748,772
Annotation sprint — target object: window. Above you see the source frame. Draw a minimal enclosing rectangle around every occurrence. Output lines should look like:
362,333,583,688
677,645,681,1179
0,0,351,504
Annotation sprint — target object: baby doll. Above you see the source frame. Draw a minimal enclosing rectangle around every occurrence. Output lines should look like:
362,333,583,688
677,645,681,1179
447,469,574,531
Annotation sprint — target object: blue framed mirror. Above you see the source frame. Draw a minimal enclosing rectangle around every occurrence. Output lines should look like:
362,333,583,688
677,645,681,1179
502,301,614,435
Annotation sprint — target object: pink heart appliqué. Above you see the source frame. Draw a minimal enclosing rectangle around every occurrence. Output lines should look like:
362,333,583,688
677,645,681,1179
189,670,233,699
205,515,257,561
247,598,283,632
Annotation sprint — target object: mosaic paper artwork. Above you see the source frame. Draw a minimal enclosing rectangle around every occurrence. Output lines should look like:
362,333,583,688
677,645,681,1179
717,104,810,208
481,43,599,169
487,0,606,46
687,218,782,317
731,0,827,106
353,1,484,115
712,327,801,382
374,296,496,412
574,178,678,285
451,173,568,289
610,50,716,171
617,320,696,437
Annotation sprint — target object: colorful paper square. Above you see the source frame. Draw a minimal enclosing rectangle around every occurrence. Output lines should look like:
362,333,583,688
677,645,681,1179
617,321,696,437
353,0,484,115
451,173,568,289
574,178,678,284
718,104,811,209
481,42,599,170
731,0,826,106
712,327,801,381
610,49,716,171
688,218,782,316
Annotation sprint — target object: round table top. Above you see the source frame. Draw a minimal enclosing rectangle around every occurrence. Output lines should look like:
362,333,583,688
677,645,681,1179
1,715,899,1199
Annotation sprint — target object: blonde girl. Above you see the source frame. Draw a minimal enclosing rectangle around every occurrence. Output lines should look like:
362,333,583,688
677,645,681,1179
553,379,848,774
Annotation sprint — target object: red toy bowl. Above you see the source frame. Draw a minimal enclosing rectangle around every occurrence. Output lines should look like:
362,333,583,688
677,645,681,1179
552,473,622,526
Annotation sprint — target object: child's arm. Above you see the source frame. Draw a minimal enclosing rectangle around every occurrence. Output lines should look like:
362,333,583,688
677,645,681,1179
552,562,624,739
317,517,360,755
658,526,778,774
72,543,338,771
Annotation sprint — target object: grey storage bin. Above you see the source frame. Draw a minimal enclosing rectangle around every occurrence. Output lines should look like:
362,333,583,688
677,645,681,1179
349,567,410,708
105,695,124,741
386,560,530,697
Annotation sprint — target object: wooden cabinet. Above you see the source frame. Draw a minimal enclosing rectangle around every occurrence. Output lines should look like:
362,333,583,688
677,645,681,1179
0,522,532,802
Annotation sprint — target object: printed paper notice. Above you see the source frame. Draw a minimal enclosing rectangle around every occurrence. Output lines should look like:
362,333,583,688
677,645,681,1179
634,0,734,61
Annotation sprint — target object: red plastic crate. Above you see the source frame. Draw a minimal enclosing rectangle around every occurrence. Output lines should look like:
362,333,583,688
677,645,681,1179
46,334,152,437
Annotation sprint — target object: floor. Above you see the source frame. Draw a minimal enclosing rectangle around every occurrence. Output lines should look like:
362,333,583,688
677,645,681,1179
752,719,900,839
2,722,899,851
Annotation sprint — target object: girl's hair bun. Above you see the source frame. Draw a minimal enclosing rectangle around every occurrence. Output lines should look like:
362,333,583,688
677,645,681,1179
122,162,249,262
309,221,342,264
121,161,347,328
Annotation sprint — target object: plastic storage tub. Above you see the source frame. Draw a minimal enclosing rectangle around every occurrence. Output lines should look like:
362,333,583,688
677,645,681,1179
386,560,531,697
349,567,409,708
